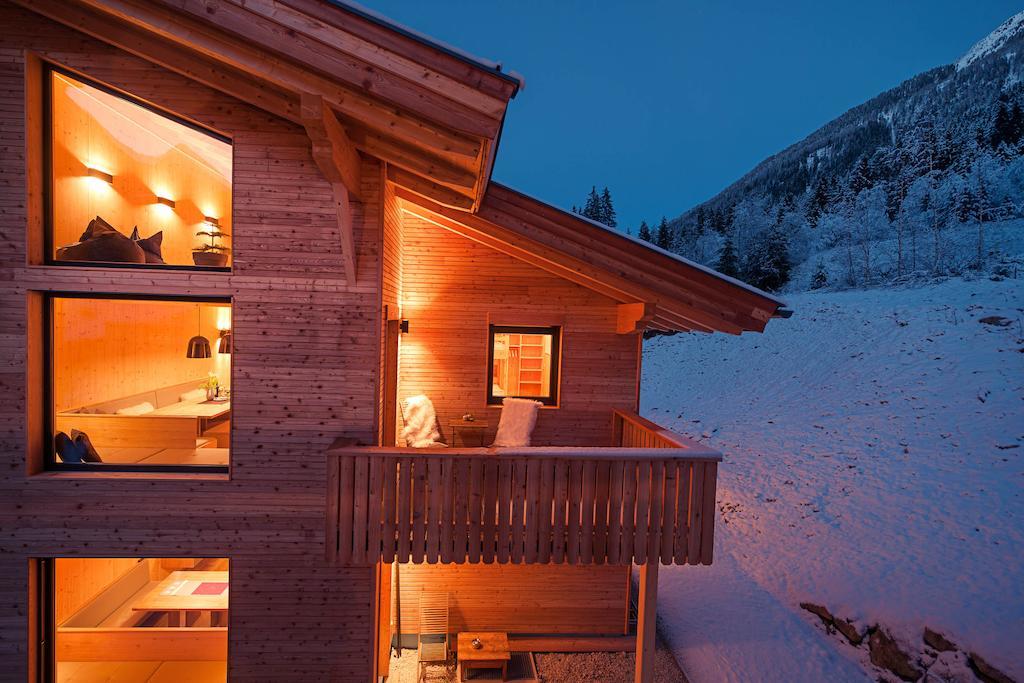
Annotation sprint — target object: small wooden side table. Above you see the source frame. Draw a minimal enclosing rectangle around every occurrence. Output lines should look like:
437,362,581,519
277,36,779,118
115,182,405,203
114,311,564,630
458,632,510,681
448,419,490,447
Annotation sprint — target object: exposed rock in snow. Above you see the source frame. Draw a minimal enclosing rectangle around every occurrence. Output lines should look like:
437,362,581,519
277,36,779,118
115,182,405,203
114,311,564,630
869,628,922,682
924,628,958,654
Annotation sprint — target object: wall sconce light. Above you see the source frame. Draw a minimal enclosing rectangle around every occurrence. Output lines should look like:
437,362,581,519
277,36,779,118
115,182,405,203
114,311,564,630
399,319,410,334
204,216,220,227
156,196,176,209
218,329,233,355
87,167,114,184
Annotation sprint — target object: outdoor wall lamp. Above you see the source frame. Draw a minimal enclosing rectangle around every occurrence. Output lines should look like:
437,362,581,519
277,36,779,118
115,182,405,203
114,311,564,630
400,319,410,334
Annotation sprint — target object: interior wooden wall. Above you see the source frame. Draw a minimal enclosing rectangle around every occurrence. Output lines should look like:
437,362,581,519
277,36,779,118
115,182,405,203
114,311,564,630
50,70,233,266
54,557,142,624
0,4,380,680
52,298,225,411
397,214,640,447
395,563,629,636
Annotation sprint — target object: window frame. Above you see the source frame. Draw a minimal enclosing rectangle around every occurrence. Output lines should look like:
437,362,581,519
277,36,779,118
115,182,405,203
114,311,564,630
43,291,232,474
36,556,231,680
486,324,561,407
42,62,233,273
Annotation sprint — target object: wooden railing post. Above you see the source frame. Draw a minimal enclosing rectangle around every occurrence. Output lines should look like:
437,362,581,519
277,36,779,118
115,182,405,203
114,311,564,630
635,559,659,683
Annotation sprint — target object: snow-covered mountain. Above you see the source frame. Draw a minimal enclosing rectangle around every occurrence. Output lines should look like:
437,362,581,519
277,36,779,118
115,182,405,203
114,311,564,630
666,11,1024,294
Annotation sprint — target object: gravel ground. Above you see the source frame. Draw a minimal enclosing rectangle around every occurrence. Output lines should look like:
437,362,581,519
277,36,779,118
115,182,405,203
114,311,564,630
386,641,687,683
535,641,686,683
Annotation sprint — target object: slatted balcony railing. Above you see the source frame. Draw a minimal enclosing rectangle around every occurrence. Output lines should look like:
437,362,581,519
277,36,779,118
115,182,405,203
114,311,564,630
325,410,720,567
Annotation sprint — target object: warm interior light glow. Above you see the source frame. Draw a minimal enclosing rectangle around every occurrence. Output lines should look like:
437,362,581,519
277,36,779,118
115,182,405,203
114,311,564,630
86,166,114,184
491,330,554,399
156,195,176,208
215,306,231,331
204,216,220,227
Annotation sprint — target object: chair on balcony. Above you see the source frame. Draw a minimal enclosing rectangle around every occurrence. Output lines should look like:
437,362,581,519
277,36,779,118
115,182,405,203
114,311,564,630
417,590,450,682
400,395,447,448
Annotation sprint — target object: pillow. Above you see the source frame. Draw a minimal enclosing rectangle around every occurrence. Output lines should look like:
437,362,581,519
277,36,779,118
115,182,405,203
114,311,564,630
179,388,207,403
57,217,145,264
116,401,155,416
492,397,542,447
71,430,103,463
79,215,119,241
130,227,165,264
54,431,85,463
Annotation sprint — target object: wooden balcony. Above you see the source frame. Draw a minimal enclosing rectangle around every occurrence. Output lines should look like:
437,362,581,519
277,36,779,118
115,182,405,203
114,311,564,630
325,410,720,567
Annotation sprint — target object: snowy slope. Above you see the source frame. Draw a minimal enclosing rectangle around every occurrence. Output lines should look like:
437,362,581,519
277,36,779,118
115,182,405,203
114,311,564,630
958,11,1024,71
641,276,1024,681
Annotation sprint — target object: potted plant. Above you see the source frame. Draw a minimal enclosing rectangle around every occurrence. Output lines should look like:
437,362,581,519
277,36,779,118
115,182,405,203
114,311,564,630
199,374,219,401
193,226,231,267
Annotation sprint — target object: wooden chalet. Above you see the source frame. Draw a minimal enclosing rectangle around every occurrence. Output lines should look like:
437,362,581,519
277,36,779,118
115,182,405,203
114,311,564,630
0,1,787,681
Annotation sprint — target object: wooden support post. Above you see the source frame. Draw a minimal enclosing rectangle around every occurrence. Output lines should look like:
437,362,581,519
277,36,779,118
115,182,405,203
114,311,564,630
635,560,659,683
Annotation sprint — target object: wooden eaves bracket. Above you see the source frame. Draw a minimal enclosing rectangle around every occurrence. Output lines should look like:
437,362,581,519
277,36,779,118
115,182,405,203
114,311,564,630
301,92,361,284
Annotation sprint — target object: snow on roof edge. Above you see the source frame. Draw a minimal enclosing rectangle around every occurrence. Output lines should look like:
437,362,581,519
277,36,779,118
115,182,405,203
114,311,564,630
326,0,525,93
493,182,789,309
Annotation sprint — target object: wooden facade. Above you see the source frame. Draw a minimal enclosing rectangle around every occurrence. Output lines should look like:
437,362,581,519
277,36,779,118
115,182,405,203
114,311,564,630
0,2,785,681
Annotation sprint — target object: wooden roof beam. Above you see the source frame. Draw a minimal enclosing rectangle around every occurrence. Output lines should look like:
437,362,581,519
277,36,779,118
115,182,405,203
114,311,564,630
73,0,485,157
387,166,473,211
616,303,656,335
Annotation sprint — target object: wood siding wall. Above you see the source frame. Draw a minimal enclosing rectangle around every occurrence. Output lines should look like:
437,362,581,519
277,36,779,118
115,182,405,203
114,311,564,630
0,4,380,679
395,563,629,636
397,214,640,447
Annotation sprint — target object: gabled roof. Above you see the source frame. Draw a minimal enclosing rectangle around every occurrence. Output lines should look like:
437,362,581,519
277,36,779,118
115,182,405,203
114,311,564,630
398,184,785,335
20,0,518,210
25,0,787,332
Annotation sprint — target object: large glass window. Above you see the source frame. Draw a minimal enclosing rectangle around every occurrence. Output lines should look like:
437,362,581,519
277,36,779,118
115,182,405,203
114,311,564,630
48,295,231,470
48,67,232,269
47,557,228,682
487,325,560,406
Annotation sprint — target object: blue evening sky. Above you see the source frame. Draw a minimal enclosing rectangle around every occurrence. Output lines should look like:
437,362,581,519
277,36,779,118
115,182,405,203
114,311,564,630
368,1,1021,232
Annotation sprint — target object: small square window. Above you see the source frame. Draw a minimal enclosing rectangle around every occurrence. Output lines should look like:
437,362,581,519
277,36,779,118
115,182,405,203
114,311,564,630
487,325,560,406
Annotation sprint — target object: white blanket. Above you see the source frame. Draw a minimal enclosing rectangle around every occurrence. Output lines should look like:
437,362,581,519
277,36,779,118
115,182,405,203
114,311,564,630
400,395,446,448
492,397,542,447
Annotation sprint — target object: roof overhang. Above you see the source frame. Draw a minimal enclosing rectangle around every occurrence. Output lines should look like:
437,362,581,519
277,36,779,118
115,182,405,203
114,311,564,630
18,0,518,211
398,183,786,335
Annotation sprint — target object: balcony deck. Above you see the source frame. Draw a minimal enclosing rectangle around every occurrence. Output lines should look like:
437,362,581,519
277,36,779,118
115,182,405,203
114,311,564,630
325,410,720,567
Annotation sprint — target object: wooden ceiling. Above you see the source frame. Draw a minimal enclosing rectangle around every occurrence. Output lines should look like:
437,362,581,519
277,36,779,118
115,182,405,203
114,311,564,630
18,0,520,211
398,184,785,335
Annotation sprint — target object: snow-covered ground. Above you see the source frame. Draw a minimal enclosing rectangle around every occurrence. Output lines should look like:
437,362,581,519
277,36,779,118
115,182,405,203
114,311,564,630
641,276,1024,682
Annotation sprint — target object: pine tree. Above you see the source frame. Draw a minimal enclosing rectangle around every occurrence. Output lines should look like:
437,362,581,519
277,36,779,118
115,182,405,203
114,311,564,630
654,217,672,250
599,187,617,228
956,186,979,223
637,220,652,242
581,186,602,222
810,262,829,289
849,156,873,196
743,226,791,292
716,235,739,278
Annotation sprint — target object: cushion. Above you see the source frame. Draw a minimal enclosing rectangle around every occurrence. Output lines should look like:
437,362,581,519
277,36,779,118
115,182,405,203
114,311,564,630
130,227,165,264
400,394,446,448
57,217,145,264
71,430,103,463
179,388,207,403
54,431,86,463
492,398,542,447
116,401,155,416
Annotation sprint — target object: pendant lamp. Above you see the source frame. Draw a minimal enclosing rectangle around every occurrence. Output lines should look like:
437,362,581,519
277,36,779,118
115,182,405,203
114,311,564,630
186,306,211,358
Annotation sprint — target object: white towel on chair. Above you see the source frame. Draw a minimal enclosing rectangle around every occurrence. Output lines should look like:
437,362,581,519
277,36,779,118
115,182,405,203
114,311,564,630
401,394,446,448
492,397,542,447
